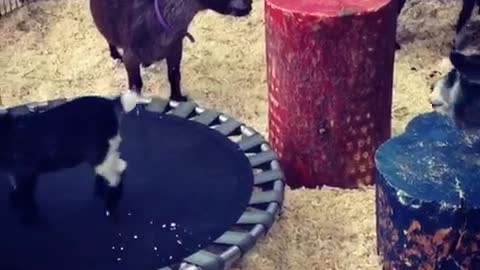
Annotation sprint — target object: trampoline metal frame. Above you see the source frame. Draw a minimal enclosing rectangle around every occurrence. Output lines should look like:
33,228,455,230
2,96,286,270
0,0,34,18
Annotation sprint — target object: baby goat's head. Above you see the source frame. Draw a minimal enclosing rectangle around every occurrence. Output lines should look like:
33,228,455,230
199,0,252,17
430,51,480,129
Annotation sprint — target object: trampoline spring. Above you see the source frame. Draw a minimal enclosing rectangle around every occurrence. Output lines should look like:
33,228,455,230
9,0,14,16
0,0,31,18
248,151,277,168
1,1,5,16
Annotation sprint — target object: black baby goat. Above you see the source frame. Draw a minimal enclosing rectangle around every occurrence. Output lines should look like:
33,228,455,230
0,91,151,218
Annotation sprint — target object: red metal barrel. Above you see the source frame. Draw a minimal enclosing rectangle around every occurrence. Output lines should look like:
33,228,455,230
265,0,397,188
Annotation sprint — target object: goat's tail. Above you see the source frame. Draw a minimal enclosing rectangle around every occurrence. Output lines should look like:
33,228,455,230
119,90,152,113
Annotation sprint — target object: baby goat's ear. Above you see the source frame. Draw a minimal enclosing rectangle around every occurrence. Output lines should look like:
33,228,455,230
450,51,480,77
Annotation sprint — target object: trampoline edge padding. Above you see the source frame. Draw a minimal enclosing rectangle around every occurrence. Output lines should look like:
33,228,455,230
5,96,286,270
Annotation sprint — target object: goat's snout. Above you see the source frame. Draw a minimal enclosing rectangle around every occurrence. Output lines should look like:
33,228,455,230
229,0,252,16
429,94,445,109
428,78,451,114
429,84,446,110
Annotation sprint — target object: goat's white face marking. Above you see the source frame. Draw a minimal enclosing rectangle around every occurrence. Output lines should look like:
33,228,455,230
429,71,460,118
95,134,127,187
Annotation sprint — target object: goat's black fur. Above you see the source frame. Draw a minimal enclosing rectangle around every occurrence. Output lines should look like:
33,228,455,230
90,0,252,101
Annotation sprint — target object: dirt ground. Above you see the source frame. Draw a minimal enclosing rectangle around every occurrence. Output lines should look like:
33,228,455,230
1,0,479,269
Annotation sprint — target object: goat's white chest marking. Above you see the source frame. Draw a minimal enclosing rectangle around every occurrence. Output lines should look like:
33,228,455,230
94,134,127,187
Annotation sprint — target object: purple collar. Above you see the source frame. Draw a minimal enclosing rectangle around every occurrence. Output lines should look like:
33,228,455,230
154,0,171,31
153,0,195,42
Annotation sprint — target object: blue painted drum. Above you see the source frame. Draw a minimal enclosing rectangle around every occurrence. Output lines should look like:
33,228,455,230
375,112,480,270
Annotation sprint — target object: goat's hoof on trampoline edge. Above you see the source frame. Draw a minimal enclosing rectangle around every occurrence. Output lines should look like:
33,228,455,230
170,94,189,102
129,87,142,95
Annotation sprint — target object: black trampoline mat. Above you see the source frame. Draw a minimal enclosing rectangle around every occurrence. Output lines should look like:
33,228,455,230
0,109,254,270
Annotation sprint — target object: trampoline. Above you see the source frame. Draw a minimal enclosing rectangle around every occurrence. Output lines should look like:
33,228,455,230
0,97,285,270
